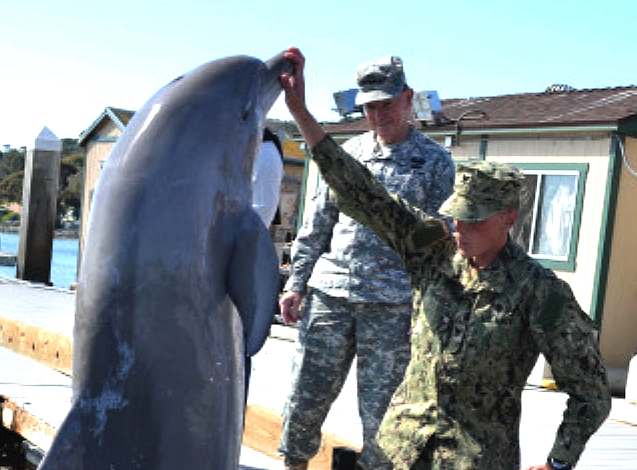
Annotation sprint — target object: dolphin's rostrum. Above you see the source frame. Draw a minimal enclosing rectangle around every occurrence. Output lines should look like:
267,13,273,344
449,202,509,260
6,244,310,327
38,52,291,470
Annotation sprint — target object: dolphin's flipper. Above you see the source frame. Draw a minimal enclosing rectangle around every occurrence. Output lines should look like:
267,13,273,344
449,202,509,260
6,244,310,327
228,210,280,356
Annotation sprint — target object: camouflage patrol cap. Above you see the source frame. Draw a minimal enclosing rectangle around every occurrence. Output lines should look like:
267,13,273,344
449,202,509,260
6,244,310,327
355,56,407,106
439,161,525,222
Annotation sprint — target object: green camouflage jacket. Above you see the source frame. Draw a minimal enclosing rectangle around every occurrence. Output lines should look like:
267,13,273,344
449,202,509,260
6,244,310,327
310,136,611,469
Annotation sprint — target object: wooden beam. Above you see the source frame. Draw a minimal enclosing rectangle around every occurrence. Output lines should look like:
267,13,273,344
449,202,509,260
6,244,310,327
243,405,361,470
1,397,56,452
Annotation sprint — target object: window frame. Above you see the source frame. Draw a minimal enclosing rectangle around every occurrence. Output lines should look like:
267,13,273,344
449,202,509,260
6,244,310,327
511,162,588,272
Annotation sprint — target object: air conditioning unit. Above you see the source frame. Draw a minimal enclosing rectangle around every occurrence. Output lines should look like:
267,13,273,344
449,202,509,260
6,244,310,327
333,89,362,118
413,90,441,124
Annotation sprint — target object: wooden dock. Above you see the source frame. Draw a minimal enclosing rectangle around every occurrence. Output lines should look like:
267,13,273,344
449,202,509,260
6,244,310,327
1,276,636,469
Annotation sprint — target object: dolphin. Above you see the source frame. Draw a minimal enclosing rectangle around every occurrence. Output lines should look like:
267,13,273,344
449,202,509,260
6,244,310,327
38,52,291,470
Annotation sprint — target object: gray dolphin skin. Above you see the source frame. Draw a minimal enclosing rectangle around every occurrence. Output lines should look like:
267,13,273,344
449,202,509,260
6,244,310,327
38,52,291,470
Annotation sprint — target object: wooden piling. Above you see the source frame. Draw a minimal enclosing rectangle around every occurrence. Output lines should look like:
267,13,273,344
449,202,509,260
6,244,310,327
16,127,62,285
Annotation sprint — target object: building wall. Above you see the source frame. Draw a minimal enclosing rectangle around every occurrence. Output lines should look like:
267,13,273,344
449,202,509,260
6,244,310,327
79,121,121,254
428,135,481,160
283,162,304,181
300,156,326,237
599,135,637,370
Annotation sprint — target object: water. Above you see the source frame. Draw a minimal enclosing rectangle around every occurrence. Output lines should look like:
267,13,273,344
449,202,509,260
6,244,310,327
0,231,78,289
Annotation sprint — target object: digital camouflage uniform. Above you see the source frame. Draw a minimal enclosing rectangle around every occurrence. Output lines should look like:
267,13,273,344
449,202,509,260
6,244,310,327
280,128,454,468
307,136,611,470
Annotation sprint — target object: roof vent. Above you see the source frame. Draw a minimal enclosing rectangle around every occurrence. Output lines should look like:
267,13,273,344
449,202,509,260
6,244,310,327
332,89,363,118
545,84,576,94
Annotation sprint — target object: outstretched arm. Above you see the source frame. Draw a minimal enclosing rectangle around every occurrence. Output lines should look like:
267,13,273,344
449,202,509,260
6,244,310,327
280,48,326,149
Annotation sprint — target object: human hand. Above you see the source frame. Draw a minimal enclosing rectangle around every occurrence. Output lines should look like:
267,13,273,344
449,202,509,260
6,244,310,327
279,291,305,324
523,464,551,470
280,47,306,116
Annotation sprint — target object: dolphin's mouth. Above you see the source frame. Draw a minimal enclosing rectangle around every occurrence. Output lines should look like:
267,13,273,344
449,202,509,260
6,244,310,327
260,52,293,115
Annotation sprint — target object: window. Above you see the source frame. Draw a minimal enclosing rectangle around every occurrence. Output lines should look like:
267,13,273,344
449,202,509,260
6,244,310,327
510,163,588,271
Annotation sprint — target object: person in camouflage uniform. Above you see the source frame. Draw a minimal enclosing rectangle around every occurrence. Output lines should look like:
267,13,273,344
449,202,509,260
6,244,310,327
278,54,455,469
279,47,611,470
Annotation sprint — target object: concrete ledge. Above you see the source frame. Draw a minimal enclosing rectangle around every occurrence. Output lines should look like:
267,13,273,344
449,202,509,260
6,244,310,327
0,316,71,375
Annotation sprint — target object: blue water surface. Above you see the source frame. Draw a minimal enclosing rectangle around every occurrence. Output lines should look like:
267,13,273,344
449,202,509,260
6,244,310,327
0,231,78,289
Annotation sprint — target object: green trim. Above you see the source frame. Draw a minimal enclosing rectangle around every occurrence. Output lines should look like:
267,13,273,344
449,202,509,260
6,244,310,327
332,135,354,145
618,117,637,138
590,133,622,325
296,152,310,234
424,124,617,137
283,157,304,166
93,136,118,143
479,135,488,160
511,162,589,273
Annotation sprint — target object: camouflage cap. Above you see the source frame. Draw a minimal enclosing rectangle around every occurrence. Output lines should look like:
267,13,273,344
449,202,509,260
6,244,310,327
355,56,407,106
439,161,525,222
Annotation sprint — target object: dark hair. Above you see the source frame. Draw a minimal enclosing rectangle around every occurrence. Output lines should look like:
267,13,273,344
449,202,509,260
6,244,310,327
263,127,283,158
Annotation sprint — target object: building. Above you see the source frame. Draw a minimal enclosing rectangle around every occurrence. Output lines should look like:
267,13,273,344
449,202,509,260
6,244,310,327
299,85,637,391
77,107,304,267
77,107,134,259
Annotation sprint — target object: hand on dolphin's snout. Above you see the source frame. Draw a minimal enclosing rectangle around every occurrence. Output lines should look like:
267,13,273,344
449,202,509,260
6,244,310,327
279,291,305,325
280,47,307,116
280,47,326,149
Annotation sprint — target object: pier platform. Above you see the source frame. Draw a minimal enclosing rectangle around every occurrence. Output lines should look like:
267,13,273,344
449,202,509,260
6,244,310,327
0,251,16,266
1,277,636,469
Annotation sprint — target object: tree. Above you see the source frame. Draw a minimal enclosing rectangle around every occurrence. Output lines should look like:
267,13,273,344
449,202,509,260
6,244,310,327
0,149,25,179
56,141,85,227
0,170,24,202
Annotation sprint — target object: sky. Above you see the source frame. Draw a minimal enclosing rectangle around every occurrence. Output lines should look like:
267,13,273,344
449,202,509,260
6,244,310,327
1,0,636,149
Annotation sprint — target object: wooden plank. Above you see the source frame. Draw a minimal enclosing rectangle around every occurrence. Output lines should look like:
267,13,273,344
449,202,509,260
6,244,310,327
242,404,360,470
1,396,57,453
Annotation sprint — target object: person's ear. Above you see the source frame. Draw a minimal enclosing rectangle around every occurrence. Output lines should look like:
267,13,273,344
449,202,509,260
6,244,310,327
403,87,414,103
504,209,518,228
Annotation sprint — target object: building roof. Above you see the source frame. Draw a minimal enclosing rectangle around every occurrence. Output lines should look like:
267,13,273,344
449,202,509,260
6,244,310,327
320,85,637,136
78,107,135,146
109,107,135,127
